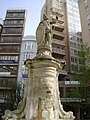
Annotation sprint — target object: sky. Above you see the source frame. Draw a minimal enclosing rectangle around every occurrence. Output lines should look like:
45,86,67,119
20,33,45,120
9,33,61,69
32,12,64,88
0,0,45,36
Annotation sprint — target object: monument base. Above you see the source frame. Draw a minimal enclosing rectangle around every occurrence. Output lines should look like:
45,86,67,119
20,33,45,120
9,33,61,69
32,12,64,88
2,56,75,120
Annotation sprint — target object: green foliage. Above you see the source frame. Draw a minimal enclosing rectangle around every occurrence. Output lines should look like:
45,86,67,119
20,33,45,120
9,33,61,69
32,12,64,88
65,87,81,98
75,44,90,98
65,44,90,99
76,44,90,83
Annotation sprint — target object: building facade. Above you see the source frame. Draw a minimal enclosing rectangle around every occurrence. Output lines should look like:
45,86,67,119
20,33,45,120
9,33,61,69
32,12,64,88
64,0,83,73
17,35,37,100
78,0,90,119
41,0,67,77
79,0,90,45
0,10,26,117
63,0,84,119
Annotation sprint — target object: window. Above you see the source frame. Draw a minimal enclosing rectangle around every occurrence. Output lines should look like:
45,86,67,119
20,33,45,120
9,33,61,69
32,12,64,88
0,45,20,52
70,49,77,55
71,56,74,62
6,12,25,18
70,41,76,48
71,56,77,63
4,20,24,25
25,42,33,49
3,28,23,34
1,36,22,43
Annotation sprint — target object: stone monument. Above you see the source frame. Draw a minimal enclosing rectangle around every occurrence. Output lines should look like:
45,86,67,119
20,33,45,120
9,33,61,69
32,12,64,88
2,15,75,120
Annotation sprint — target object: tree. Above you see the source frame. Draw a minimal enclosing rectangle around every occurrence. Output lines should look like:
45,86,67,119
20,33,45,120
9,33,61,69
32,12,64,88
76,44,90,98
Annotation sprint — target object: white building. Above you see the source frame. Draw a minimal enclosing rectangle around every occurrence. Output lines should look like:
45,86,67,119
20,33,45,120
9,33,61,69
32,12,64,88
17,35,37,97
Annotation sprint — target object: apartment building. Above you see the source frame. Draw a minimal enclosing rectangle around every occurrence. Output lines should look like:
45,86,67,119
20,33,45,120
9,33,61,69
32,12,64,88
0,9,26,117
78,0,90,119
17,35,37,100
41,0,67,78
79,0,90,45
63,0,84,119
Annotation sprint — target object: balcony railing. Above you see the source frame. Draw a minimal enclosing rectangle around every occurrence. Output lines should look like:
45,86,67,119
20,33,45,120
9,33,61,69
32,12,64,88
52,38,65,46
2,28,23,34
52,24,64,32
52,30,65,37
52,48,65,55
0,45,20,53
0,43,21,45
51,7,64,17
0,52,19,55
0,36,22,43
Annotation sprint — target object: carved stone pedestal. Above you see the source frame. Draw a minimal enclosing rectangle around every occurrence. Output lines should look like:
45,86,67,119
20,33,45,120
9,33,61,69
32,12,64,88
2,55,75,120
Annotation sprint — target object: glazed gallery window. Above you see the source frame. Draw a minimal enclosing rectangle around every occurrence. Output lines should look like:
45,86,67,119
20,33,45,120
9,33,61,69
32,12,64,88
0,56,18,61
6,12,25,18
4,20,24,25
0,45,20,52
1,36,22,43
3,27,23,34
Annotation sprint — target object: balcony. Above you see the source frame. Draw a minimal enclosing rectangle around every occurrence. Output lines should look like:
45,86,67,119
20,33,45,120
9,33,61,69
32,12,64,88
52,48,65,56
1,33,22,36
51,7,64,17
0,36,22,43
53,34,64,40
0,62,18,66
0,42,21,45
52,38,65,46
53,32,65,40
5,18,25,20
3,25,24,28
2,31,22,34
52,29,65,36
52,24,64,32
6,11,25,19
0,72,17,77
0,50,20,53
56,25,64,32
0,45,20,53
0,52,19,55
